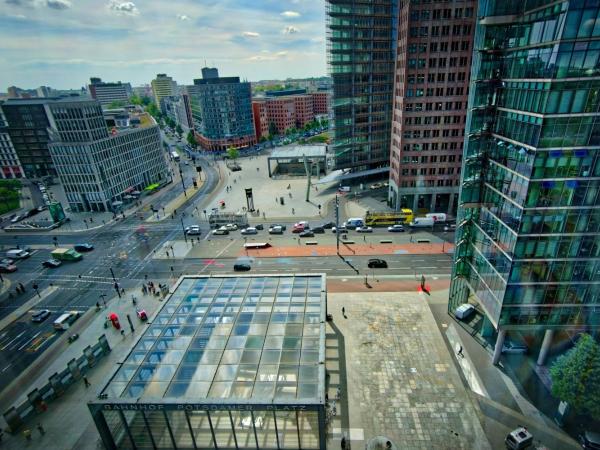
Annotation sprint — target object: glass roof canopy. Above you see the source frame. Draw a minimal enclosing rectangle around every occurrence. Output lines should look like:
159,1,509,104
100,275,326,404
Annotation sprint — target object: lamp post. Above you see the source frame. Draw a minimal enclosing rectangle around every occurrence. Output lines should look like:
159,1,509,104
180,217,188,243
179,166,187,197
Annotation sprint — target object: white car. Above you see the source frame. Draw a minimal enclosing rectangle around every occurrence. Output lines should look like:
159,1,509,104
356,226,373,233
454,303,475,320
388,224,405,232
224,223,238,231
212,227,229,235
185,225,202,235
268,226,283,234
241,227,258,235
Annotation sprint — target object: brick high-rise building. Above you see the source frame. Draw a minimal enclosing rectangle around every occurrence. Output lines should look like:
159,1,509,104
252,100,269,140
310,92,330,115
388,2,476,215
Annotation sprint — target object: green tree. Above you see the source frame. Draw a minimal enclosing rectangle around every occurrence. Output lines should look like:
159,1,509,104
550,333,600,420
130,95,143,106
259,136,267,143
176,124,183,136
268,122,278,137
145,102,161,120
227,146,239,161
108,100,126,109
187,131,197,147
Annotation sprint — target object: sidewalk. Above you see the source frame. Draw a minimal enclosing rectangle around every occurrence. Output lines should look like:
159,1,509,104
242,242,454,257
145,175,205,223
0,285,167,450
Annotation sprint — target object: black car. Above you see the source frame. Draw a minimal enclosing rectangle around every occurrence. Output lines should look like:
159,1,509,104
74,243,94,252
254,224,264,230
233,263,251,271
43,259,62,268
299,230,315,238
321,222,334,229
367,258,388,268
270,223,287,230
312,226,325,234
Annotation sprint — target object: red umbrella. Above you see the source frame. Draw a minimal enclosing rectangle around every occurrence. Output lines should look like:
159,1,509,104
109,313,118,320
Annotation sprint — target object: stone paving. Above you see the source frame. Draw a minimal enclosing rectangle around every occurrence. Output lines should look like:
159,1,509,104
327,292,491,450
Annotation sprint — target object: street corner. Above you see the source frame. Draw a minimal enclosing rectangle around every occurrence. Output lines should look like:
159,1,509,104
152,240,193,259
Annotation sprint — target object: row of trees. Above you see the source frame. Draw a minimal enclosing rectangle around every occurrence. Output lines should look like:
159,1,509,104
0,179,22,215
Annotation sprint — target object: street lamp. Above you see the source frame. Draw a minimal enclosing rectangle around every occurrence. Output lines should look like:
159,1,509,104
180,216,188,243
178,166,187,197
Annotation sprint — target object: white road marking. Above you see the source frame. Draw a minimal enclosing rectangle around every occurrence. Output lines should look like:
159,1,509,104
1,331,26,351
1,363,12,373
18,331,41,351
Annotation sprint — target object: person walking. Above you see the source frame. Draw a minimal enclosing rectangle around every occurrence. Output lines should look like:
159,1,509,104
342,307,346,317
83,376,91,388
341,436,347,450
36,423,45,436
457,345,464,358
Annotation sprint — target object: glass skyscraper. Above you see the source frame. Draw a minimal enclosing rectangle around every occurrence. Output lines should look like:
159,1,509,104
326,0,398,171
450,0,600,364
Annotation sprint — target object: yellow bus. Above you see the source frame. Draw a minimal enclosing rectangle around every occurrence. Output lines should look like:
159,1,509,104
365,209,414,227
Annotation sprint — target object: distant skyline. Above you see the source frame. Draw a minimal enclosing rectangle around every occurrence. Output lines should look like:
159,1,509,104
0,0,327,90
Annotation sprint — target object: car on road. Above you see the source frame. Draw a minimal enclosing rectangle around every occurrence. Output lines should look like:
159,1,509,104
268,226,283,235
254,224,264,230
233,263,251,271
0,263,17,273
270,223,286,230
31,309,51,323
502,341,528,354
1,258,14,265
370,183,383,190
454,303,475,320
299,230,314,238
42,259,62,269
10,214,22,223
367,258,388,268
212,227,229,235
241,227,258,235
312,226,325,234
321,222,335,229
332,225,347,233
224,223,238,231
185,225,202,235
292,221,309,233
74,243,94,252
388,224,405,232
6,249,30,259
356,226,373,233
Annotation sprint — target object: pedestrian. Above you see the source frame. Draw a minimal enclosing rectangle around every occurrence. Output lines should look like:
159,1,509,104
420,274,426,289
18,282,24,291
289,192,292,198
121,329,125,337
341,436,346,450
336,386,341,400
292,208,295,215
342,306,345,317
457,345,464,358
83,376,91,388
363,235,366,242
37,423,45,436
23,429,32,441
263,212,266,219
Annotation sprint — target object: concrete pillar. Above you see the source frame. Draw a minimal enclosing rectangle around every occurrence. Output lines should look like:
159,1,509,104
481,315,495,338
492,329,507,365
537,329,555,366
430,193,437,212
448,193,456,216
412,195,419,213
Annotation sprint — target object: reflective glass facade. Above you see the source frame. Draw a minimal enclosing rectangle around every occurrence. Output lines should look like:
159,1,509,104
449,0,600,331
89,275,327,450
326,0,398,171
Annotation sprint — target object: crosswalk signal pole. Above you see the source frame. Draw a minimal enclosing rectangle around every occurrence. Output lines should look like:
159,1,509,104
335,195,340,255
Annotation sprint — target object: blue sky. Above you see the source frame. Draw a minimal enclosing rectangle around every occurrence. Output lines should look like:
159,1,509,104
0,0,327,90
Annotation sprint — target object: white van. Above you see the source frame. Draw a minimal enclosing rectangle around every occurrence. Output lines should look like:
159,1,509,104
409,217,435,228
345,218,365,229
6,249,30,259
426,213,447,223
338,186,351,192
53,311,80,330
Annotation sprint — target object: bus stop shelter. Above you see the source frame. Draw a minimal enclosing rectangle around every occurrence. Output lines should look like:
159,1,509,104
267,146,327,178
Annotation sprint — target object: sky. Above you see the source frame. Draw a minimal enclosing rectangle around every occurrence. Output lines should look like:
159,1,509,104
0,0,327,90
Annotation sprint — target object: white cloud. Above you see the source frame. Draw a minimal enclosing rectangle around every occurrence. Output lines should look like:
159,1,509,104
247,50,288,61
176,14,189,21
242,31,260,38
280,11,300,18
283,26,299,34
108,0,139,15
46,0,70,10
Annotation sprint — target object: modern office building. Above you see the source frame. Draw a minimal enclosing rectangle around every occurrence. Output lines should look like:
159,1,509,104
152,74,177,110
388,2,476,214
0,104,24,179
1,98,56,178
187,68,256,151
326,0,397,171
88,77,133,108
46,98,168,212
162,95,193,132
449,0,600,365
89,274,327,450
201,67,219,79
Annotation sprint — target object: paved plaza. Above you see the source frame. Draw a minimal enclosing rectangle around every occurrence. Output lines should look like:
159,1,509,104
326,292,491,450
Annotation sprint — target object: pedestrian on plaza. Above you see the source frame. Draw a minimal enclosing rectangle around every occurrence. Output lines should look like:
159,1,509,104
121,329,125,338
342,307,346,318
292,208,295,215
18,282,24,291
83,376,91,388
263,212,266,219
36,423,45,436
336,387,341,400
363,235,366,242
341,436,346,450
457,345,464,358
420,274,426,290
289,192,292,198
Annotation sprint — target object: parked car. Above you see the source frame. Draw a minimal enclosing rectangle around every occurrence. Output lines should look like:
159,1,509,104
356,226,373,233
370,183,383,190
254,224,264,230
579,430,600,450
224,223,238,231
212,227,229,235
185,225,202,235
233,263,251,271
1,258,14,265
268,226,283,235
270,223,286,230
241,227,258,235
502,341,528,354
332,226,347,233
454,303,475,320
321,222,335,229
299,230,314,237
31,309,51,323
367,258,388,268
292,222,309,233
74,243,94,252
388,224,405,232
312,226,325,234
10,214,22,223
0,263,17,273
43,259,62,269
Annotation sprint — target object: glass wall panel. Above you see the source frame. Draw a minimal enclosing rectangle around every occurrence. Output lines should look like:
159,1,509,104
298,410,320,449
276,410,300,449
188,410,215,449
102,410,131,448
166,410,194,449
146,411,174,449
122,410,153,449
232,410,257,449
213,411,237,448
254,410,278,449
